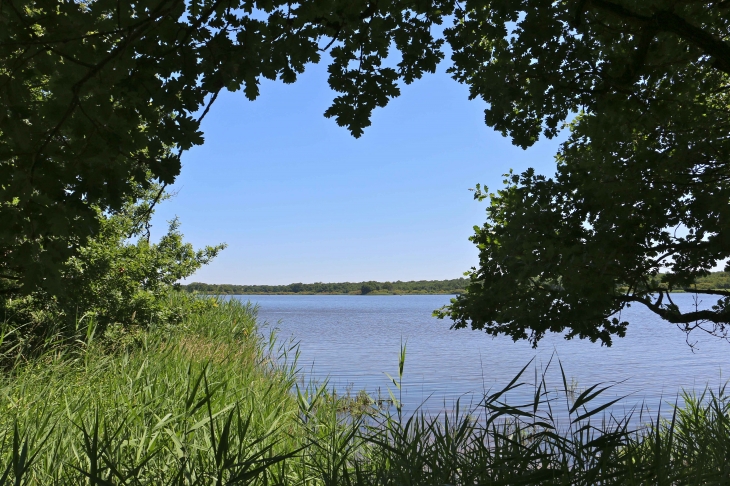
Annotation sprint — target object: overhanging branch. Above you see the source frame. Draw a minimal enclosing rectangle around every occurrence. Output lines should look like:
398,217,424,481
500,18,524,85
621,294,730,325
680,288,730,297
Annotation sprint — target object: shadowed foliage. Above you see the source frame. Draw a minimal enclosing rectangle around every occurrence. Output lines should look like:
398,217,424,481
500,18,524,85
437,1,730,345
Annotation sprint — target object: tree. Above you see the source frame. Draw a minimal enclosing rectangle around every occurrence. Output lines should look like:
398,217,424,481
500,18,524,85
0,0,451,296
436,0,730,345
5,0,730,346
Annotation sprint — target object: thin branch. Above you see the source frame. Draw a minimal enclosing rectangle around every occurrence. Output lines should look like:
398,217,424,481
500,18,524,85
142,183,168,242
319,30,341,52
196,88,221,125
613,24,657,86
133,86,221,239
45,46,96,68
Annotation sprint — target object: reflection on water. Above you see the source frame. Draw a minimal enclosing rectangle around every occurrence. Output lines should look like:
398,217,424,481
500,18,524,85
236,294,729,418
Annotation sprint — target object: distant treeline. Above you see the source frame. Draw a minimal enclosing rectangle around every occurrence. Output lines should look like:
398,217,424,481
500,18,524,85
182,278,469,295
618,272,730,293
184,272,730,296
665,271,730,291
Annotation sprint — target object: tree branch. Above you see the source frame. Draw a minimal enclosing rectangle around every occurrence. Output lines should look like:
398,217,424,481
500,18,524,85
680,288,730,297
622,294,730,325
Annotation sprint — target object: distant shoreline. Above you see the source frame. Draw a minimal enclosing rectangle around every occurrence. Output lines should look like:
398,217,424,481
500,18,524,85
183,272,730,296
205,291,460,296
182,278,469,296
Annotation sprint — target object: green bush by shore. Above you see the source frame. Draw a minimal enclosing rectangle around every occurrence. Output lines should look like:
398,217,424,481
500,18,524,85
0,294,728,485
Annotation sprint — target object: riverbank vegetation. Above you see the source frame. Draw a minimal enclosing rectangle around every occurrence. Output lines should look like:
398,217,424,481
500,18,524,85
183,279,469,295
0,189,224,365
668,272,730,292
2,2,729,482
0,296,728,484
0,191,727,482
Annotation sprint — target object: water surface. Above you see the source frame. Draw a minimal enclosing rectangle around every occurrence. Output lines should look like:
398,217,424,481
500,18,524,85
239,294,729,418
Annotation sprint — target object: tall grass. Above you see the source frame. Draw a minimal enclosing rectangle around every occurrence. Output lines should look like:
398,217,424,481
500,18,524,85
0,295,727,484
0,296,306,484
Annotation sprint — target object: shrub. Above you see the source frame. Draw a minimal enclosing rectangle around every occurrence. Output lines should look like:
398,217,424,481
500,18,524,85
0,188,224,360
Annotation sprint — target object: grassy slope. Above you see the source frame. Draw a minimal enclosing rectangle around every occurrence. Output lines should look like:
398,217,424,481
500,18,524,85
0,297,307,484
1,296,729,484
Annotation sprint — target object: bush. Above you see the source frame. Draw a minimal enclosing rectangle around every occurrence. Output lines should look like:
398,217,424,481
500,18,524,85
0,188,224,361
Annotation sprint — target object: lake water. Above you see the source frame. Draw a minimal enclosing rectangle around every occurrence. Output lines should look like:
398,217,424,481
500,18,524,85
238,294,729,420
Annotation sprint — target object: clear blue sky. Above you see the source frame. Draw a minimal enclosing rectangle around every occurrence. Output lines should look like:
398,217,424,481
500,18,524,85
151,60,566,285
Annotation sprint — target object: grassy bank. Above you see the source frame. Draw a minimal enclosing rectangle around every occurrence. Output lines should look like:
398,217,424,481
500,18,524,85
0,297,728,484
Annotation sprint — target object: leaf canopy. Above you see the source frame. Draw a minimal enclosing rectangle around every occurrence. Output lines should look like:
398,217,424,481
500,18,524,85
0,0,451,294
438,0,730,345
3,0,730,345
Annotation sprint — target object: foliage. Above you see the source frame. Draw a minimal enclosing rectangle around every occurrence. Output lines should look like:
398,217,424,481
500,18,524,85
438,1,730,345
0,296,303,484
59,192,224,332
0,0,452,295
0,188,224,358
6,0,730,346
694,272,730,291
183,278,468,295
0,298,729,484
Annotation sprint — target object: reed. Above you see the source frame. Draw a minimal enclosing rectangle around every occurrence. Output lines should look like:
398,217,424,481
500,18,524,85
0,296,727,485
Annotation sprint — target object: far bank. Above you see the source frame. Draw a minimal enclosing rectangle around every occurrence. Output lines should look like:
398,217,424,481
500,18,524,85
183,272,730,296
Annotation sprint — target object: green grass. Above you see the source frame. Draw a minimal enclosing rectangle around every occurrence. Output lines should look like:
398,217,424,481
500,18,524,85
0,296,728,484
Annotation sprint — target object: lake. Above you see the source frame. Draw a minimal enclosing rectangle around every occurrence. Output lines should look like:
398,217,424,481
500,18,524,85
237,294,729,420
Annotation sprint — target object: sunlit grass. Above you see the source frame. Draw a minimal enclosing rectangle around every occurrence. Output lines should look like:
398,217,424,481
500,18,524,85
0,295,727,484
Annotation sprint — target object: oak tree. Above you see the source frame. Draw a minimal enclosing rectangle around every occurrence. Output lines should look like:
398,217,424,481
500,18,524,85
0,0,451,295
4,0,730,347
438,0,730,345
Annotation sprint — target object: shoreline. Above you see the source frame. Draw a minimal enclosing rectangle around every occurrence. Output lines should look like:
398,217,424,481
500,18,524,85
194,291,461,296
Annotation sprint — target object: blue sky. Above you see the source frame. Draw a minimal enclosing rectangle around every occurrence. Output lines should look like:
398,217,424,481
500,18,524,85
151,60,566,285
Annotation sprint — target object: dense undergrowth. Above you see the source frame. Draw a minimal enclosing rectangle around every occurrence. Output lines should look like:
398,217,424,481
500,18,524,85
0,295,728,485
